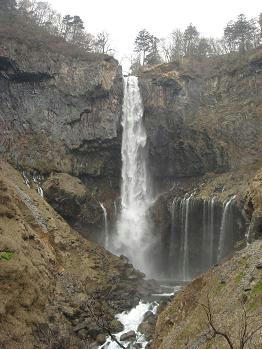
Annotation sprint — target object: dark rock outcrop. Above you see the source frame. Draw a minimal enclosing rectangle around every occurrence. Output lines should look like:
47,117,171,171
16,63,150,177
138,55,262,189
0,39,123,182
42,173,105,239
0,40,123,239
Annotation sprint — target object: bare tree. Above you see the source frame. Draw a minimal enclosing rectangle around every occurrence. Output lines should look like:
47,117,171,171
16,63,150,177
84,296,126,349
94,31,113,54
199,295,262,348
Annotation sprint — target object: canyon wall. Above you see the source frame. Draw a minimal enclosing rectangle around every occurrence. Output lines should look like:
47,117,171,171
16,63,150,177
0,40,123,237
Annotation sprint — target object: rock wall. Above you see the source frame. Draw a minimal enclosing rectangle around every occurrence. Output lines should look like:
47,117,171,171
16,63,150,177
0,41,123,178
0,40,123,239
139,53,262,189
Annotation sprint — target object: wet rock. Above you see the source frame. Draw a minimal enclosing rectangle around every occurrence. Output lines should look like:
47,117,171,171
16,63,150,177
128,343,142,348
138,321,155,340
120,330,136,342
143,311,154,322
109,319,124,333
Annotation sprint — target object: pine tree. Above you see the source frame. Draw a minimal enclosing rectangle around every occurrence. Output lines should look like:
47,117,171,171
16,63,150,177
134,29,154,65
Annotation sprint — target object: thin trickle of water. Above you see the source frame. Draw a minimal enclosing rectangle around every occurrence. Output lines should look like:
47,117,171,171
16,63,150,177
114,201,117,218
218,195,236,262
100,203,109,249
113,76,152,273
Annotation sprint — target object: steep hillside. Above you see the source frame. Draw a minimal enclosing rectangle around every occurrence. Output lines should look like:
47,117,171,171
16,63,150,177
150,240,262,348
0,159,154,349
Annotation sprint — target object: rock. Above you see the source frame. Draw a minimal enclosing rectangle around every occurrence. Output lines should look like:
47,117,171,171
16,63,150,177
138,321,154,340
78,329,88,339
61,305,75,319
42,173,104,236
87,323,103,339
256,262,262,269
120,330,136,342
96,333,106,345
73,319,90,332
128,343,142,349
109,319,124,333
143,311,154,322
243,284,252,292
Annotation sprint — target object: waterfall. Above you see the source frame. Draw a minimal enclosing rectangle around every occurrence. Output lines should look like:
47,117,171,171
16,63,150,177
169,198,180,277
202,197,216,268
218,196,236,262
210,197,215,265
114,201,117,218
100,203,109,249
113,76,151,273
182,194,192,281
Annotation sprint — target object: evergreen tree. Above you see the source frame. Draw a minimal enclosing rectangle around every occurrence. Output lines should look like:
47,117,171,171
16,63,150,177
224,14,257,53
134,29,154,65
183,24,199,56
144,36,161,65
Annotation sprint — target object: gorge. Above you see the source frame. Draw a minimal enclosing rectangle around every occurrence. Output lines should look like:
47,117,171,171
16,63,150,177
0,13,262,349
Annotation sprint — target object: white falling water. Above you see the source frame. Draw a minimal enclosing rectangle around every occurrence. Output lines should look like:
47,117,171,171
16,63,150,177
113,76,151,272
182,194,192,281
209,197,215,265
218,195,236,262
100,203,109,249
202,197,216,267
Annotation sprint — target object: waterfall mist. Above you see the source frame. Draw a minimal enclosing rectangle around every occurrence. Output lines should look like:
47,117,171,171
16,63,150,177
112,76,153,274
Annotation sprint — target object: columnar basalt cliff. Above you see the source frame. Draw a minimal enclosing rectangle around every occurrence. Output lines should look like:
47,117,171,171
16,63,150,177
0,40,123,238
139,53,262,188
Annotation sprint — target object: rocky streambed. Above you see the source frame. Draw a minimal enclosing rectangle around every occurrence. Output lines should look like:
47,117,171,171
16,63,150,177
99,284,182,349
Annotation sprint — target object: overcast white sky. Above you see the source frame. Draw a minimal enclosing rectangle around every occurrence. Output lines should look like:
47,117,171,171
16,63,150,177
48,0,261,65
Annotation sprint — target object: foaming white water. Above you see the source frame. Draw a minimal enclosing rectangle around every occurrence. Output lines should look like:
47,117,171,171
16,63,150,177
113,76,152,272
100,302,157,349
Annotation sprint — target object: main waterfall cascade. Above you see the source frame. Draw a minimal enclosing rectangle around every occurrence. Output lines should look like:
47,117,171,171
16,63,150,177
112,76,153,273
101,75,246,281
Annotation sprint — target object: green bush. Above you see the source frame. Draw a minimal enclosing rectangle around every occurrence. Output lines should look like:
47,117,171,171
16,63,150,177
0,251,14,261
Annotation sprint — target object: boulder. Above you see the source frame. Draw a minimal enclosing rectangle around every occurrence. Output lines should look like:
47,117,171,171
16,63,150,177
96,333,107,345
109,319,124,333
120,330,136,342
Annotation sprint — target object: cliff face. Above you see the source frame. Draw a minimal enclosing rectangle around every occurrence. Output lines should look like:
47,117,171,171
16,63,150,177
0,40,123,238
137,52,262,280
0,39,123,181
139,52,262,188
